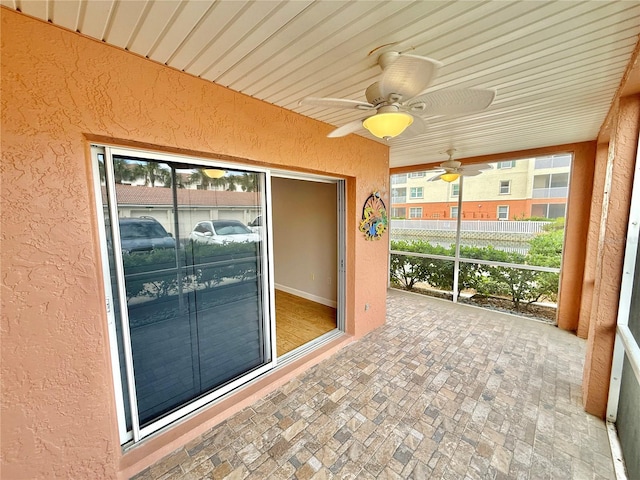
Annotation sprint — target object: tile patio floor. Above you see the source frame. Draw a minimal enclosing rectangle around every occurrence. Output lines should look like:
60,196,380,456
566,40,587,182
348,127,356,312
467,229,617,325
133,289,615,480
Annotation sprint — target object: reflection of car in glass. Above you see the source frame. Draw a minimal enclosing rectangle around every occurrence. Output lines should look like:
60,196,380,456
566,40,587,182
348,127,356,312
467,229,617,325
189,220,260,244
119,217,175,254
247,215,263,234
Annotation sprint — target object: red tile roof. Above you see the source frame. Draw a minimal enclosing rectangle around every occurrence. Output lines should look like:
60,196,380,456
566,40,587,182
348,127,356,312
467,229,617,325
102,184,259,207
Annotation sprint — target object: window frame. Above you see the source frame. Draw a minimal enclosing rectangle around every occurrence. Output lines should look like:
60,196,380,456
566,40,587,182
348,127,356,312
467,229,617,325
497,161,515,169
497,205,509,220
450,206,459,218
91,144,348,446
409,207,423,218
409,187,424,199
450,183,460,197
499,180,511,195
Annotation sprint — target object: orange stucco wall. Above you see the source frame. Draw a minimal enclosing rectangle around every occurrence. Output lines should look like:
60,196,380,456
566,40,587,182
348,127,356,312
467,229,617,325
582,94,640,418
395,199,548,220
1,9,389,479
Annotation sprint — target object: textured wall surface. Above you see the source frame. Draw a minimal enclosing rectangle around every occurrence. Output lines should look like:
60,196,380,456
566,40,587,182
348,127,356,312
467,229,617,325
555,141,596,332
583,94,640,418
577,142,609,339
1,9,388,479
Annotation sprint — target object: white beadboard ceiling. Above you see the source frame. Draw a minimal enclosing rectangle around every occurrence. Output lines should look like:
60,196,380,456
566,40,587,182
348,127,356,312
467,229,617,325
4,0,640,168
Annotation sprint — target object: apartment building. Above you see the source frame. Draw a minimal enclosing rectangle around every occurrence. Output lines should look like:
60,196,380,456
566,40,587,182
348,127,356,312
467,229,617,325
391,154,571,221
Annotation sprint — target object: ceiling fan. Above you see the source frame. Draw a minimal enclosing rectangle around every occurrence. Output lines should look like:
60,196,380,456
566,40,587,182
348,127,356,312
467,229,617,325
427,149,493,182
299,51,496,141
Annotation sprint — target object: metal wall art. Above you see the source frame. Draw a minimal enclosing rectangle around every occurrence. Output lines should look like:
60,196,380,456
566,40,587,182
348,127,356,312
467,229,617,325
359,191,388,240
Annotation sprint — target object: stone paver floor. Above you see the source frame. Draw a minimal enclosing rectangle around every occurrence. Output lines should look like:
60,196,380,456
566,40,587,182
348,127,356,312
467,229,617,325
133,289,615,480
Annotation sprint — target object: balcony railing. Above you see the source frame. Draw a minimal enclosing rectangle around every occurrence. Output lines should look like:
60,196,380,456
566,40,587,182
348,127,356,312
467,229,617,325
391,196,406,204
532,186,568,198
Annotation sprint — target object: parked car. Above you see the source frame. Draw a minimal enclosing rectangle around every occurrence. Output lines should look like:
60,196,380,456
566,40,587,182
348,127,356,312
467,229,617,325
118,217,175,254
189,220,260,244
247,215,263,234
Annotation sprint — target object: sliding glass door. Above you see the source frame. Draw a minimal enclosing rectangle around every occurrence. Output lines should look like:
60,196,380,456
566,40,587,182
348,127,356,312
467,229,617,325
92,146,275,443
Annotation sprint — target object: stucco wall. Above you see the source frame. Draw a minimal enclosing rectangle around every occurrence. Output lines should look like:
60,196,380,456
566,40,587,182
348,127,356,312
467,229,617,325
1,9,388,479
582,94,640,418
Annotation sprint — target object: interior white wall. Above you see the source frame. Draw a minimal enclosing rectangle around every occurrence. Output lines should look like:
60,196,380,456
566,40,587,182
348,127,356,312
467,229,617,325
272,177,337,306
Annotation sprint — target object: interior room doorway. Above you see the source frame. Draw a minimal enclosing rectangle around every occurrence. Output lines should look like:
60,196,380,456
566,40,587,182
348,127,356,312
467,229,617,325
270,176,343,356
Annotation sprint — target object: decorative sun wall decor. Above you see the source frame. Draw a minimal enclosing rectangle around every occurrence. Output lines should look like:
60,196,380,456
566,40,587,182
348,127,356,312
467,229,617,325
359,191,388,240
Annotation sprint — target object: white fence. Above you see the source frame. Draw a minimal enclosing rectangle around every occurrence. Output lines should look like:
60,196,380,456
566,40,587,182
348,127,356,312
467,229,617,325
390,219,550,235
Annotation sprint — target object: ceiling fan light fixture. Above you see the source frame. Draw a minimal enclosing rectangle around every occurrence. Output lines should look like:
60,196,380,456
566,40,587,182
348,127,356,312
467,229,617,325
440,172,460,183
362,112,413,139
203,168,226,179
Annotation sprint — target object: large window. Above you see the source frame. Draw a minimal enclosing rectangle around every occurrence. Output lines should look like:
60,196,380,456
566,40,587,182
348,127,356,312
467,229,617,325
93,146,274,444
410,187,424,199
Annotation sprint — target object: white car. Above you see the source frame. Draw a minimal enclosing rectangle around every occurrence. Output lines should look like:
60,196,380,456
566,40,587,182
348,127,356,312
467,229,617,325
189,220,260,244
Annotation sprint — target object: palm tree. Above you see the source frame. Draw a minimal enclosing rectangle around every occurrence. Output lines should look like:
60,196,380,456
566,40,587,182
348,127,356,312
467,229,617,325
238,173,259,192
134,162,169,187
113,158,138,184
225,175,238,192
187,169,227,190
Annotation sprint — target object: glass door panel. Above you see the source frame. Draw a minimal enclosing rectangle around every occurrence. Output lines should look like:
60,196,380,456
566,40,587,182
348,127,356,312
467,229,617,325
97,147,272,438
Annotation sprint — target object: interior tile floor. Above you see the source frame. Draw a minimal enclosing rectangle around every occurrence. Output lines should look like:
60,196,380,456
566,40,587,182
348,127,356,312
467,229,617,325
133,289,616,480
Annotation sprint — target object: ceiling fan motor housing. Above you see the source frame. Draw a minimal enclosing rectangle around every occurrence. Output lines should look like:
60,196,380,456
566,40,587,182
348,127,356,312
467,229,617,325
365,82,386,106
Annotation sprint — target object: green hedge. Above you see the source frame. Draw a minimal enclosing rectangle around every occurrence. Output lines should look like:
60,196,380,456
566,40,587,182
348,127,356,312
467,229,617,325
122,241,260,302
390,228,563,310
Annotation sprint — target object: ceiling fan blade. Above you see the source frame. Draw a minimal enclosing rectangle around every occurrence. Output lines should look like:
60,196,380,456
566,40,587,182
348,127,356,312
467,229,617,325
402,115,428,137
407,88,496,116
379,54,442,101
299,97,374,110
427,172,446,182
461,162,493,172
327,119,365,138
460,169,484,177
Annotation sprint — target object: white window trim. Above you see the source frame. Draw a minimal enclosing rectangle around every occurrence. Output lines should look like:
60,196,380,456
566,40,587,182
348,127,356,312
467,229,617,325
410,187,423,199
409,207,422,218
499,180,511,195
497,205,509,220
450,206,459,218
91,144,348,445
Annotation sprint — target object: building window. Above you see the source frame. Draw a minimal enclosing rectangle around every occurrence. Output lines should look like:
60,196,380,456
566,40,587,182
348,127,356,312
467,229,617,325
391,174,407,185
409,172,426,178
534,154,571,169
497,205,509,220
450,206,459,218
391,207,406,218
410,187,423,199
451,184,459,197
497,161,515,169
409,207,423,218
391,187,406,204
531,203,566,219
499,180,511,194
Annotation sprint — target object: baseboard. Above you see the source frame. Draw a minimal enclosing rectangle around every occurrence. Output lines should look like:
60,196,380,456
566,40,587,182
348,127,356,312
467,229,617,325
275,283,337,308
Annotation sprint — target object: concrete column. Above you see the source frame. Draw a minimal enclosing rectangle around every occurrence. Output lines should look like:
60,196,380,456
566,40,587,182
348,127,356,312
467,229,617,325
583,94,640,418
577,143,609,339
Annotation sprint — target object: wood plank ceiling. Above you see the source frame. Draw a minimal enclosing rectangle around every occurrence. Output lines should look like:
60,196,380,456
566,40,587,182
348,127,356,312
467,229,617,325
4,0,640,168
